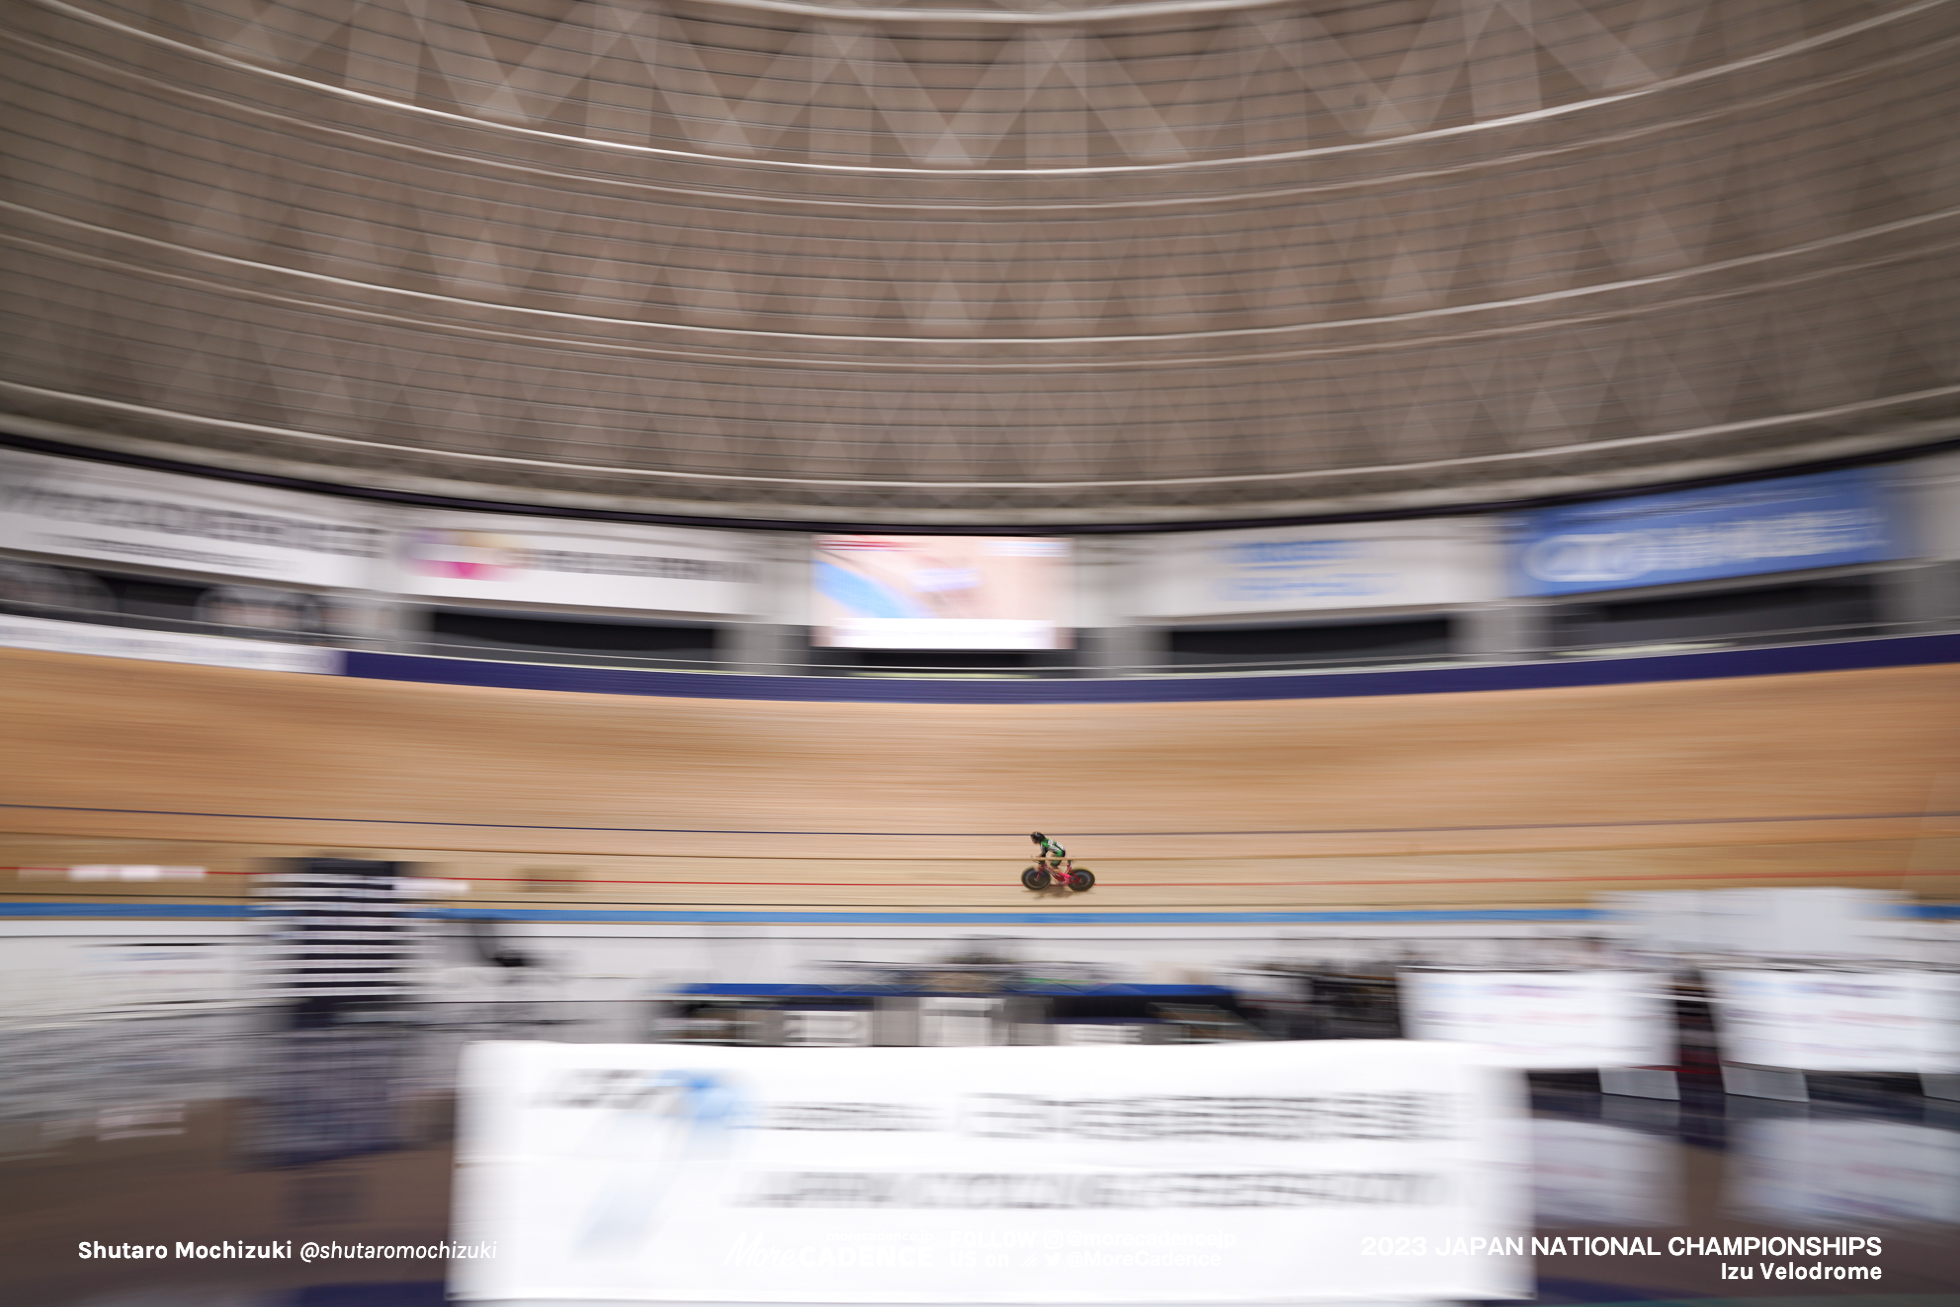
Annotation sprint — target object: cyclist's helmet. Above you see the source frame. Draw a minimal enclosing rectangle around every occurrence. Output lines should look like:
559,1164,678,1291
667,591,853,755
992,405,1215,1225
1030,832,1045,843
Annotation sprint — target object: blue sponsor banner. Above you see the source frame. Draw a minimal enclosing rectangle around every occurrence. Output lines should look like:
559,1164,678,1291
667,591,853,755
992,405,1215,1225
1509,468,1905,597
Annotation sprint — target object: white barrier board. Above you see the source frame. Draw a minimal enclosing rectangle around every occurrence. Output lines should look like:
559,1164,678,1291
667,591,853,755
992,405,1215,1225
452,1041,1528,1305
1530,1120,1680,1229
1399,972,1673,1070
0,614,340,674
1708,971,1960,1072
1599,887,1901,958
1729,1120,1960,1225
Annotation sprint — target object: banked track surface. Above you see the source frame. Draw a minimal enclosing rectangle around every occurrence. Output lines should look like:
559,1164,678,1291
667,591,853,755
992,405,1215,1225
1,646,1956,915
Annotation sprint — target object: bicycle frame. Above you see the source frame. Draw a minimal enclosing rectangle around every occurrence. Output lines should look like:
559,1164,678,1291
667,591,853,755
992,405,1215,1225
1033,856,1079,888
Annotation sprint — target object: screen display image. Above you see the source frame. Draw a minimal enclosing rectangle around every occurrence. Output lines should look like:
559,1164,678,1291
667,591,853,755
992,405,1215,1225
812,536,1071,649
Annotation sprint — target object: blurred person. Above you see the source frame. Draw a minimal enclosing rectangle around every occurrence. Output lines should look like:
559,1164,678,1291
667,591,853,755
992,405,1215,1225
1030,831,1069,877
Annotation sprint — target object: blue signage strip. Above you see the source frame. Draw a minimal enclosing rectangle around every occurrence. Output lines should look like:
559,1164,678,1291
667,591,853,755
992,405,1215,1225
1509,467,1905,597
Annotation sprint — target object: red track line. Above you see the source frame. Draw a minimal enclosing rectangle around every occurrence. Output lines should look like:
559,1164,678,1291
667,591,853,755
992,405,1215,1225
1150,868,1960,888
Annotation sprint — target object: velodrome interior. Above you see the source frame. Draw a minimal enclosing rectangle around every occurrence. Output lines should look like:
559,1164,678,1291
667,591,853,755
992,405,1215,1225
6,0,1960,1303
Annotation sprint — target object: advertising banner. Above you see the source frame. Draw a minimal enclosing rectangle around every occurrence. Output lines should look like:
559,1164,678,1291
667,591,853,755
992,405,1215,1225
813,536,1071,649
1707,971,1960,1073
396,518,757,616
1509,467,1903,597
1132,519,1500,618
0,614,340,675
0,449,385,588
1399,972,1674,1069
452,1040,1528,1304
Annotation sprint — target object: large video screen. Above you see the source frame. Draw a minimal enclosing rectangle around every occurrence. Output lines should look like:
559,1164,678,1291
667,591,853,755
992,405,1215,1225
813,535,1071,649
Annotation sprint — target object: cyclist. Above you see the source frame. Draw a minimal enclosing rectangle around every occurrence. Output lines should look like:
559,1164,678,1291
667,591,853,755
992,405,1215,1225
1023,832,1094,893
1030,832,1070,879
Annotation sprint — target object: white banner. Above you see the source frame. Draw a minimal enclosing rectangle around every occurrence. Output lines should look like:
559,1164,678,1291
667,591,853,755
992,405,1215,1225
453,1041,1528,1305
0,614,340,674
396,517,757,616
1530,1120,1679,1229
0,449,384,588
1131,520,1499,619
1399,973,1673,1069
783,1011,874,1047
1708,971,1960,1073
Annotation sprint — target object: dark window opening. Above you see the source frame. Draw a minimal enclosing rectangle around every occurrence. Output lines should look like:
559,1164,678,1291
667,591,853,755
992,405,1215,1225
0,561,115,614
1552,578,1880,649
93,573,210,620
427,610,719,657
845,649,1042,671
805,644,1079,676
1168,618,1454,668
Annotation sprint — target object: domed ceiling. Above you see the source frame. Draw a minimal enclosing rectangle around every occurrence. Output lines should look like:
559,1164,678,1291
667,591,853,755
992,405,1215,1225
2,0,1957,523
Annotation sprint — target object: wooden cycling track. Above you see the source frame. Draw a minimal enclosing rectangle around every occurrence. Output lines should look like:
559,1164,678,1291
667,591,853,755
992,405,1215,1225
1,647,1955,913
